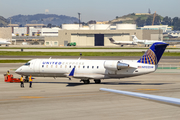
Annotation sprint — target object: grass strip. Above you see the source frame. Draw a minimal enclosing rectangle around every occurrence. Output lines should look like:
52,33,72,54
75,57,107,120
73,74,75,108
0,51,180,56
0,60,29,63
0,52,144,56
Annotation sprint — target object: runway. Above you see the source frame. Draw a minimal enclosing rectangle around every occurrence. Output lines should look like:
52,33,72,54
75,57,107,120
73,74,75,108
0,58,180,120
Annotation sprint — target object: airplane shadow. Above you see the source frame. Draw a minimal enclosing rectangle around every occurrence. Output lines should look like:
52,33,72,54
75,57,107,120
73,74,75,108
32,81,173,87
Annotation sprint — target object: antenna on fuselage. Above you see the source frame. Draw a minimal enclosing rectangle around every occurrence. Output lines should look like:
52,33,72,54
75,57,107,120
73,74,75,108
49,57,52,59
78,53,82,60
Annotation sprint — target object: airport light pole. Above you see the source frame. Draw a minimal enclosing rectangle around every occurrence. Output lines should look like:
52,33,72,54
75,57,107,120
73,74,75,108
78,13,81,28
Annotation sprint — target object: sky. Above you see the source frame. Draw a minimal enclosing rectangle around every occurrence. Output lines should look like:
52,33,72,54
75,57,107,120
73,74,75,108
0,0,180,22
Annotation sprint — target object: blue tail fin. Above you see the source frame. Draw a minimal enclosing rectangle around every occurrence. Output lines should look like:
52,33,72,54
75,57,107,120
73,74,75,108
137,42,169,65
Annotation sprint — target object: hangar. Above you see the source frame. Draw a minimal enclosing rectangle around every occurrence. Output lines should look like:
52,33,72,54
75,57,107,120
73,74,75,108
45,24,163,47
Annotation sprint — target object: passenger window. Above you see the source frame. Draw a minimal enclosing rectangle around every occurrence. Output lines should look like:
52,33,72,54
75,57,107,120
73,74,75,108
69,66,71,68
78,66,80,68
87,66,89,69
56,65,58,68
42,65,44,68
97,66,99,69
83,66,85,68
92,66,94,69
65,65,67,68
46,65,48,68
51,65,53,68
60,65,62,68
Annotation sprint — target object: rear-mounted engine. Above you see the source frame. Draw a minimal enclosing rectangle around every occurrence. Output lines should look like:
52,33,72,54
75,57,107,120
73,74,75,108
104,61,129,71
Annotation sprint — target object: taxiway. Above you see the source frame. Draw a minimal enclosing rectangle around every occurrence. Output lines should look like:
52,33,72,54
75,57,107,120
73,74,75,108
0,58,180,120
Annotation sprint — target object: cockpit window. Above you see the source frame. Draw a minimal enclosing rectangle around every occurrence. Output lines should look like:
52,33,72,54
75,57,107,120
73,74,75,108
24,62,30,66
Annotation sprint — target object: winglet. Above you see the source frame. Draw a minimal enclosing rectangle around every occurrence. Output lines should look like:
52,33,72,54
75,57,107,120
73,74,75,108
69,67,75,76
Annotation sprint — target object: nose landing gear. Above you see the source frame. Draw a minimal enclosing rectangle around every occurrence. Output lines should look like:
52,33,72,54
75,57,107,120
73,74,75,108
24,76,29,82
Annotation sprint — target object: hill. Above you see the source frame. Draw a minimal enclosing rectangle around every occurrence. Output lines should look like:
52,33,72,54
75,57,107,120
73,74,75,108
7,14,79,26
0,16,9,27
109,13,163,26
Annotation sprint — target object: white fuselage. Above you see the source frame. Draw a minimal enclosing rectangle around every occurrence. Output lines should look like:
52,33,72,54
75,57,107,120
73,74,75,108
136,39,160,45
113,41,137,45
0,39,11,45
15,59,157,80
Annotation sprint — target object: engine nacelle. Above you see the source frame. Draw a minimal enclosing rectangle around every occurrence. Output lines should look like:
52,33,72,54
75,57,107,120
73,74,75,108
104,61,129,71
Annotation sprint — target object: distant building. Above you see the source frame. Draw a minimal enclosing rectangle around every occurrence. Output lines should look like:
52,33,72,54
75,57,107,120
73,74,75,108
96,21,109,24
45,24,163,47
138,25,172,32
165,31,180,38
8,24,60,45
11,24,60,37
0,27,12,39
135,13,151,15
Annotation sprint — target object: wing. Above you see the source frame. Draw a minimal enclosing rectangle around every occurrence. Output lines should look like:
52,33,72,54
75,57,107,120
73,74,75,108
100,88,180,106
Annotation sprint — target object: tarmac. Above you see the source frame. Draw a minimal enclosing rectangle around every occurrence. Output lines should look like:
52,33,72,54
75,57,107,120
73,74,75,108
0,57,180,120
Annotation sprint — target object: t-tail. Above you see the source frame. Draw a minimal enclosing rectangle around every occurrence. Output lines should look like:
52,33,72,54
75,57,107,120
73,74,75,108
132,35,139,42
137,42,169,65
109,38,115,43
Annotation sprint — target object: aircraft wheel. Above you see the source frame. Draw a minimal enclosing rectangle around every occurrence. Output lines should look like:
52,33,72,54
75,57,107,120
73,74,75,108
81,80,90,84
24,76,29,82
94,79,101,84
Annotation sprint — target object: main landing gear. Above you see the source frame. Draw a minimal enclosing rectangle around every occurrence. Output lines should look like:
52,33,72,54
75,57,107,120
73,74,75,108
80,79,101,84
80,80,90,84
94,79,101,84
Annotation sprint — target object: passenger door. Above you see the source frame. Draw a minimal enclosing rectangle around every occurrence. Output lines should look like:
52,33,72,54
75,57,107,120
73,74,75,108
33,59,41,73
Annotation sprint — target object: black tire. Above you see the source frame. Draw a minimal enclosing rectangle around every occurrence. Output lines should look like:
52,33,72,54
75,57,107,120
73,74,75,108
83,80,90,84
94,79,101,84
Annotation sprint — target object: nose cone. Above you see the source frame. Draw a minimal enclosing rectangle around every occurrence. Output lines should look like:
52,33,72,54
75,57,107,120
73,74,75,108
15,67,23,75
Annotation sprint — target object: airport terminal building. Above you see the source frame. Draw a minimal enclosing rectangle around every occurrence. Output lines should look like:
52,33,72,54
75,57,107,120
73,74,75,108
45,24,163,46
0,24,163,46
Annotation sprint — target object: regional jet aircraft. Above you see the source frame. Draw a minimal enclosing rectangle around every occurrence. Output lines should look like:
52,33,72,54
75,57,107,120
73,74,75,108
0,38,11,46
15,42,168,84
132,35,161,47
108,38,137,47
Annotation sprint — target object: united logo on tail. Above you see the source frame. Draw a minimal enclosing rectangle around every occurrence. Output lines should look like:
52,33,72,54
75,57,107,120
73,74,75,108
137,42,169,65
137,49,157,65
